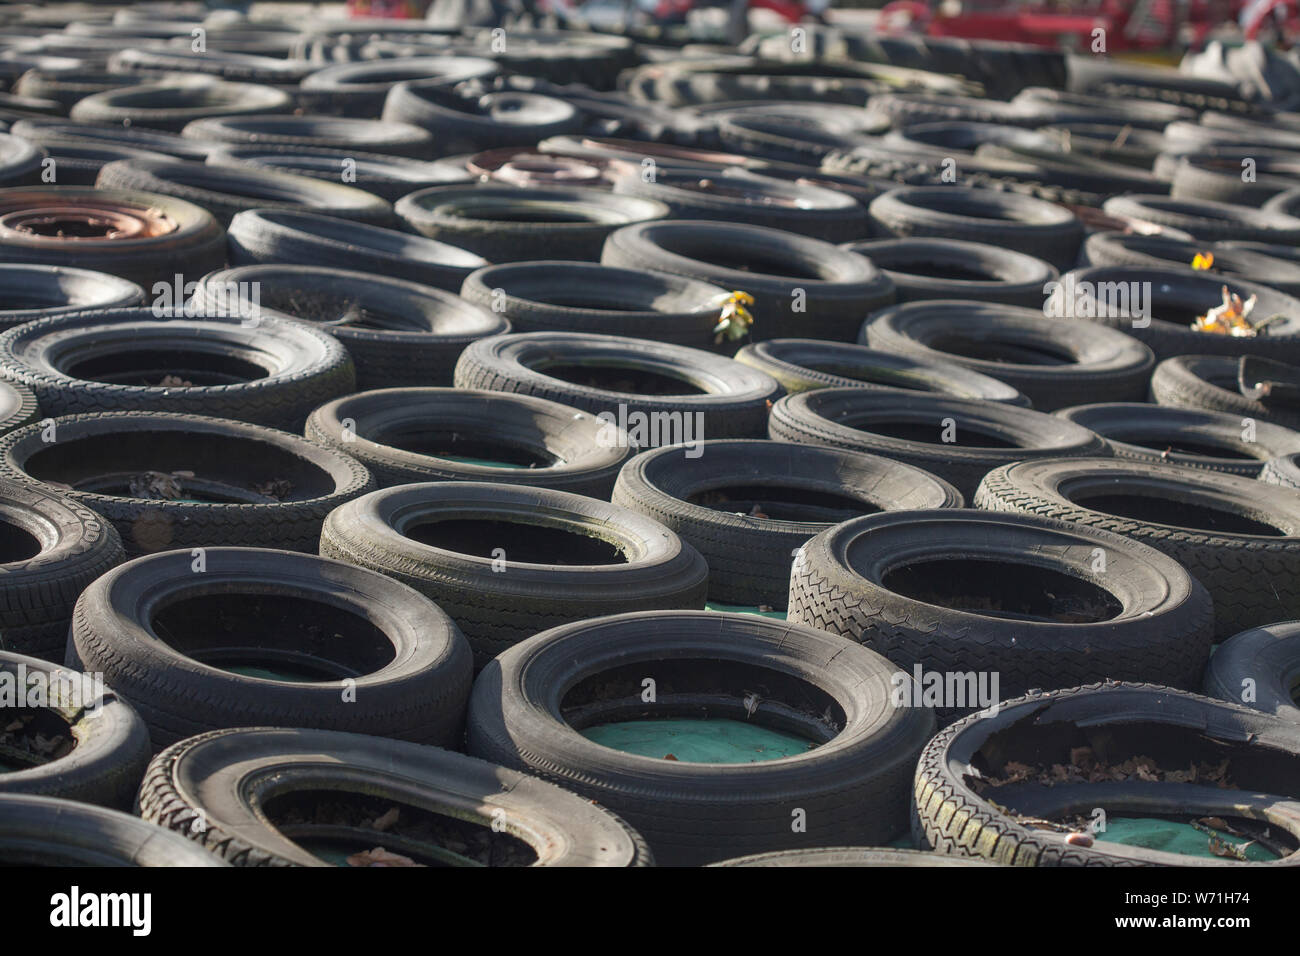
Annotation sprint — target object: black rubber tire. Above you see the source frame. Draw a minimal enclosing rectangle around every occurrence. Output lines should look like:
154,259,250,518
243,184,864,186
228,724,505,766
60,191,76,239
70,78,293,133
1082,232,1300,297
0,479,123,661
612,439,962,607
0,185,225,289
1204,622,1300,723
96,157,393,228
862,300,1155,412
13,69,152,112
460,261,729,352
226,208,487,295
1012,86,1196,129
206,144,470,204
1262,452,1300,489
181,115,434,159
0,794,226,866
602,220,894,342
320,482,708,669
197,265,507,391
8,118,212,162
1102,194,1300,245
769,388,1108,499
0,379,38,436
710,847,994,866
138,726,651,867
788,510,1213,722
1056,402,1300,476
914,682,1300,865
107,47,316,86
68,547,473,748
0,307,354,430
0,132,47,189
1062,266,1300,363
610,169,869,243
1170,153,1300,207
1067,55,1261,114
466,609,936,865
0,650,150,810
868,187,1084,270
868,92,1049,128
0,411,374,557
735,338,1028,404
26,140,180,188
454,331,781,442
298,56,501,117
306,387,630,497
1265,187,1300,221
396,184,669,263
1152,355,1300,430
842,237,1057,308
382,82,583,158
975,456,1300,638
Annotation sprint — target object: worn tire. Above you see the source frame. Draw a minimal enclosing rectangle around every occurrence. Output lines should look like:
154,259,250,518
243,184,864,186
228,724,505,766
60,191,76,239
976,456,1300,637
769,388,1108,498
1056,403,1300,476
197,265,506,391
306,388,630,497
320,482,709,669
138,727,650,866
466,609,935,865
602,220,894,343
0,650,149,810
0,307,355,430
914,682,1300,865
225,208,487,295
788,509,1213,722
612,439,961,607
842,237,1057,308
868,187,1084,270
69,547,473,748
863,300,1154,411
455,331,781,443
0,411,374,556
734,338,1028,404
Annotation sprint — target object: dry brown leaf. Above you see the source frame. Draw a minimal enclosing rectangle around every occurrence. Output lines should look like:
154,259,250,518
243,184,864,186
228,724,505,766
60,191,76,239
346,846,420,867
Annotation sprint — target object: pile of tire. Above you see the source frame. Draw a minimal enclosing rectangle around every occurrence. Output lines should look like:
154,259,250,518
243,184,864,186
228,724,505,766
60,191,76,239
4,1,1300,871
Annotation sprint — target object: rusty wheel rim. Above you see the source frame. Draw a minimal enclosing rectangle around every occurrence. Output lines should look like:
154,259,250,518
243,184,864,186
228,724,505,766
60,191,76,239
0,204,177,240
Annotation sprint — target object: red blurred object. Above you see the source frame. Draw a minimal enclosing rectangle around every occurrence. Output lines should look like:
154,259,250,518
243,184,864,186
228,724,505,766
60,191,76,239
877,0,1284,51
347,0,431,17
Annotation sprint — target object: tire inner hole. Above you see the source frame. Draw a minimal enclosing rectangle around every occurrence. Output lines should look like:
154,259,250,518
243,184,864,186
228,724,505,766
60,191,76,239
880,558,1122,623
687,483,877,522
1069,491,1285,536
150,592,394,681
1107,433,1259,461
848,417,1022,448
0,706,73,772
62,348,273,385
24,431,333,504
884,260,1000,281
0,519,42,563
968,718,1300,803
805,362,940,391
404,518,627,564
262,789,538,867
562,658,844,764
927,334,1077,366
533,361,707,395
257,287,430,332
373,426,555,468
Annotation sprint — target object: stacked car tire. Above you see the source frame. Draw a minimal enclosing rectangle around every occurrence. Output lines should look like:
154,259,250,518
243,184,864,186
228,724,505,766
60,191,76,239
3,3,1300,869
